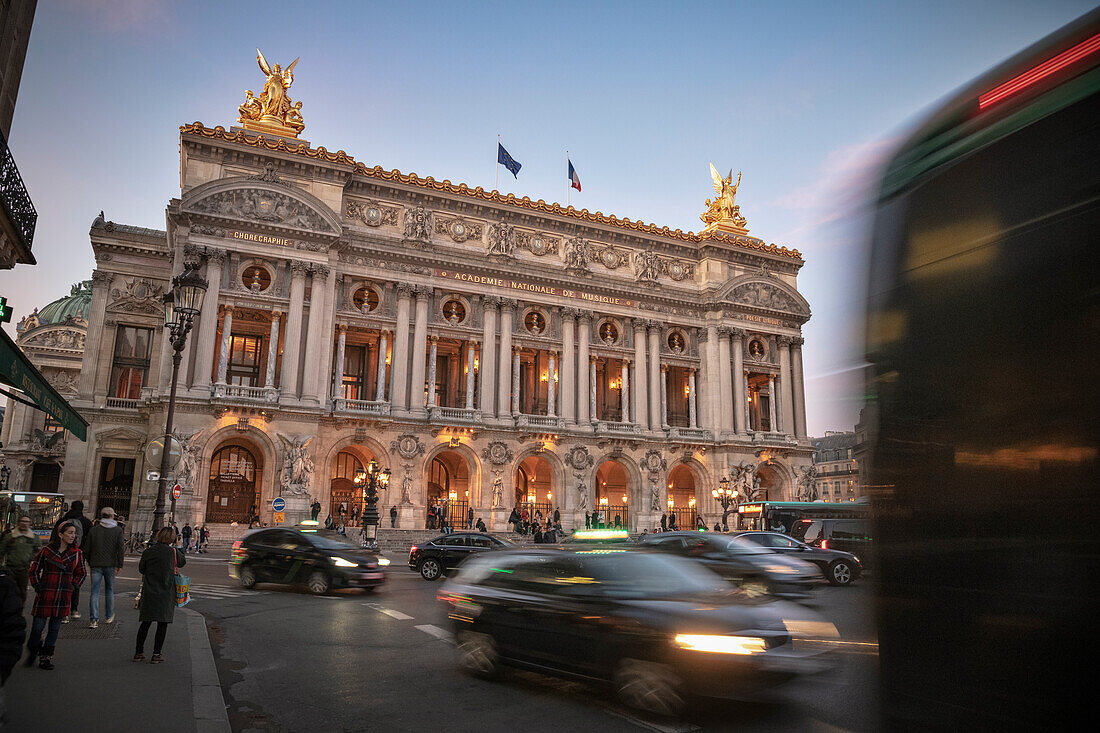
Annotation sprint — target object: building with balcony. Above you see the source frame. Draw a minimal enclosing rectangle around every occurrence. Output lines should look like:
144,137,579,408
58,66,815,537
811,431,862,501
0,0,37,270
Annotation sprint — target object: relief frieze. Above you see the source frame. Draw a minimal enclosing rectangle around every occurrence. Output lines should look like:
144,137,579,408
190,188,335,233
345,198,400,228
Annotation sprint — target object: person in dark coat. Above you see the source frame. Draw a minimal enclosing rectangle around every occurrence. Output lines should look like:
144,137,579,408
467,505,474,530
389,505,398,528
134,527,185,664
660,513,668,532
585,511,591,529
54,501,91,620
26,520,86,670
508,507,520,532
553,507,561,525
668,513,678,531
0,515,40,605
0,565,28,698
475,517,487,533
310,500,321,521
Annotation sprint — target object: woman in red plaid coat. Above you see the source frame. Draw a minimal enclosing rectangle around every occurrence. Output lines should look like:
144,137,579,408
25,520,86,670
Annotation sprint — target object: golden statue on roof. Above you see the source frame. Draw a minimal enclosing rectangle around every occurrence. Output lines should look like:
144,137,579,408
701,163,749,235
238,49,305,138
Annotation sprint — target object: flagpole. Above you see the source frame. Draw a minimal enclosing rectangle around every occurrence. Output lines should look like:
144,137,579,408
566,150,570,208
495,134,499,192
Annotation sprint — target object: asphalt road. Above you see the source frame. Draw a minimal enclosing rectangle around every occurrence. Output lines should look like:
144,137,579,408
116,552,878,732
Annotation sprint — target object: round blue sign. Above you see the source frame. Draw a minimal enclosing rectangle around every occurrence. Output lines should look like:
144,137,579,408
272,497,286,512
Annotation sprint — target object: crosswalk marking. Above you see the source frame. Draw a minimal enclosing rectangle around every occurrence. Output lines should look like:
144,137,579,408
363,602,413,620
415,624,453,643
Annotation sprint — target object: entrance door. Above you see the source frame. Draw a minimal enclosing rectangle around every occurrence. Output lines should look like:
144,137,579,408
206,445,258,523
96,457,135,518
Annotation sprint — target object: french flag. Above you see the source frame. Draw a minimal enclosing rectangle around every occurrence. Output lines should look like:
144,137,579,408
568,159,581,192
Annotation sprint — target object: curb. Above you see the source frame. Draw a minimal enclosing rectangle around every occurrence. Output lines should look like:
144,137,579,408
181,607,232,733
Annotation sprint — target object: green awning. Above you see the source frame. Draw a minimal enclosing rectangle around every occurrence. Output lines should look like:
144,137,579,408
0,326,88,441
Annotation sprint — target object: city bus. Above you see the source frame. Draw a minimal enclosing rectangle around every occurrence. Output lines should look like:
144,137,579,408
0,491,66,537
734,500,868,533
865,8,1098,729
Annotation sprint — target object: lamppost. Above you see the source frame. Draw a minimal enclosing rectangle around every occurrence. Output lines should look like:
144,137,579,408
712,475,739,531
361,458,390,551
153,262,208,533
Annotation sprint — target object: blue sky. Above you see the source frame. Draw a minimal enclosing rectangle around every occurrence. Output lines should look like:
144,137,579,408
3,0,1094,435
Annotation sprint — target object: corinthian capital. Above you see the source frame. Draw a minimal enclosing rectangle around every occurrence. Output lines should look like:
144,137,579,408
206,248,228,264
561,307,582,321
310,264,331,278
731,327,748,339
776,335,793,347
482,295,503,309
414,285,433,301
91,270,113,286
396,282,415,299
500,298,518,313
716,326,734,338
792,336,805,347
290,260,311,276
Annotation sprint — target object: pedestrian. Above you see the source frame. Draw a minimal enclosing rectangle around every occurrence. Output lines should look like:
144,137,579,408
352,504,361,522
134,527,185,664
181,523,192,554
389,505,398,528
0,563,27,721
0,515,41,606
668,513,678,531
467,505,474,530
310,500,321,521
520,506,529,533
533,524,544,543
660,513,668,532
507,507,519,532
697,515,707,531
714,522,721,532
475,516,486,533
83,507,125,629
439,502,449,534
640,528,648,539
534,508,543,525
54,500,91,621
248,505,258,529
324,514,334,530
199,524,210,553
553,507,561,525
26,520,86,670
585,511,591,529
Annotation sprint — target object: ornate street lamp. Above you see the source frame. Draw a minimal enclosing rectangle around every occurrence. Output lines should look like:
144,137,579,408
153,262,207,532
712,475,739,531
361,458,390,551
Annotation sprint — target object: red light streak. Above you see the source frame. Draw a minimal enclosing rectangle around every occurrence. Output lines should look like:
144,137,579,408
979,31,1100,110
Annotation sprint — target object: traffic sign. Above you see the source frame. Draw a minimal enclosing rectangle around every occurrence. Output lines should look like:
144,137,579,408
272,497,286,512
273,511,285,525
146,470,159,482
171,484,182,501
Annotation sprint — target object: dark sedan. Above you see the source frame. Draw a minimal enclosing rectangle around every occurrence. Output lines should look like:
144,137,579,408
439,548,837,715
733,531,863,586
636,531,820,600
408,532,514,581
229,527,387,594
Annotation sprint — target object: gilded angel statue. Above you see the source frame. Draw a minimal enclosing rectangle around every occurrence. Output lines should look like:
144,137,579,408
256,48,298,119
709,163,741,221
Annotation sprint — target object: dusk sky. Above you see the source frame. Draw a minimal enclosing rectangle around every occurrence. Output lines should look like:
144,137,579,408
2,0,1093,436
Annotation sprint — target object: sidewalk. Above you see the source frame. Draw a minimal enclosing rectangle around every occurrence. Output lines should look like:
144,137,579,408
4,591,230,733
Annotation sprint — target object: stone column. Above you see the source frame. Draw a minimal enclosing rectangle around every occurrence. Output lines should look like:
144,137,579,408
318,265,339,403
479,297,499,416
561,309,577,423
732,328,748,436
497,300,515,418
375,330,389,401
701,324,719,430
632,322,648,429
216,306,234,384
716,327,733,433
301,265,329,404
410,288,431,416
648,324,661,432
511,347,520,414
547,351,557,417
778,336,795,434
466,340,478,410
191,250,225,391
264,311,281,388
660,364,669,429
767,375,778,432
333,324,347,401
577,312,592,424
621,359,631,424
427,336,438,408
688,369,698,428
391,284,413,412
791,337,808,439
79,270,113,398
280,261,308,403
589,357,598,421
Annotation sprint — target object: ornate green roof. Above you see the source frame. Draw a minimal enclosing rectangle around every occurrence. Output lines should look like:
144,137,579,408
36,281,92,325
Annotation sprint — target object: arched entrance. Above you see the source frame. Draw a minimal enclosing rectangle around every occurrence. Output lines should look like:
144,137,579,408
755,463,782,502
329,451,366,524
514,454,555,525
594,460,629,530
425,450,470,530
206,444,260,523
667,464,696,530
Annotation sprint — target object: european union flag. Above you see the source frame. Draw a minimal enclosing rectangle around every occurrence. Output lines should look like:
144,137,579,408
497,143,522,178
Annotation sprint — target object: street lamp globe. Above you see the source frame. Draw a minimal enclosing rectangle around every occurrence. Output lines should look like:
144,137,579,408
162,292,179,329
172,262,208,316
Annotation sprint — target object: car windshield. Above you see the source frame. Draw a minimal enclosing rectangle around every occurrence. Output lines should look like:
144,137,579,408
580,552,728,599
307,533,359,551
724,537,771,555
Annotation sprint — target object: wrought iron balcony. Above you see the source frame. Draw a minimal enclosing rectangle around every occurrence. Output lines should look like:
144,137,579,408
0,131,37,262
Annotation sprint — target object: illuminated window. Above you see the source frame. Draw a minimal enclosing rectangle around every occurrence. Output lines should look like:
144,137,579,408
353,286,380,313
241,266,272,292
227,335,263,386
109,326,153,399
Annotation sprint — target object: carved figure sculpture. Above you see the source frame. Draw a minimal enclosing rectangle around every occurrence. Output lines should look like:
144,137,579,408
576,480,589,510
278,434,315,495
401,473,414,505
491,476,504,509
796,464,818,501
564,237,589,273
238,49,305,136
635,250,661,284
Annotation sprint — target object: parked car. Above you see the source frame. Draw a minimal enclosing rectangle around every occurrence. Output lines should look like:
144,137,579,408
635,531,819,600
439,548,837,715
789,519,874,573
229,527,388,594
732,531,863,586
408,532,514,581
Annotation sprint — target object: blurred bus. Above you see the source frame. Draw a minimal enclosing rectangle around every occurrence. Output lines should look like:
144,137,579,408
734,499,869,533
865,8,1099,729
0,491,65,537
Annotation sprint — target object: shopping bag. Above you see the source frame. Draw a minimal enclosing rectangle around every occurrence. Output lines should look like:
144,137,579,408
173,548,190,607
134,580,143,609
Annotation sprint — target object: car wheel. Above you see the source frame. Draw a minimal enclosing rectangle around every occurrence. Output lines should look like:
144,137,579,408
456,631,501,678
828,561,853,586
615,658,685,716
238,565,257,589
419,558,443,581
307,571,331,595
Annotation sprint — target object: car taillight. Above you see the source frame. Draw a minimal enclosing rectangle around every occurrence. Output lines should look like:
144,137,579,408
232,540,242,550
821,540,829,550
409,545,418,555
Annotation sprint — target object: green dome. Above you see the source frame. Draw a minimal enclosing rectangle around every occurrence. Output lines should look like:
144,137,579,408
37,280,92,325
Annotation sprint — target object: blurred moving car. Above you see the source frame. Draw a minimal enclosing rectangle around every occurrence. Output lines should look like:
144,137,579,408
733,531,862,586
635,531,819,600
789,519,873,573
229,527,388,594
408,532,514,581
439,549,837,715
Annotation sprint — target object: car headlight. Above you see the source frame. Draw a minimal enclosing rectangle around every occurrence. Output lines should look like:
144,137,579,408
331,557,357,568
376,557,391,566
674,634,767,655
763,563,800,575
852,556,861,566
